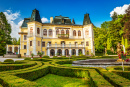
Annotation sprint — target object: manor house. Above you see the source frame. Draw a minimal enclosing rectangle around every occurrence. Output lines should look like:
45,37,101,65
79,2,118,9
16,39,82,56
7,9,95,57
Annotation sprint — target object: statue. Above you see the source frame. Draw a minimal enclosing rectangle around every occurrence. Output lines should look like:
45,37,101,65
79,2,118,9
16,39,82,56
117,43,122,55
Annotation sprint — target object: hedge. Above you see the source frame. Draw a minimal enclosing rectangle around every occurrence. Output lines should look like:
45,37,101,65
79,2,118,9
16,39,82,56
0,74,38,87
95,67,130,87
88,69,113,87
0,61,43,75
106,66,130,80
0,61,37,71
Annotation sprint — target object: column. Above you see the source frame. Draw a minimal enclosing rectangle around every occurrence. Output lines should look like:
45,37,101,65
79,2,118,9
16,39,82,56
76,30,78,38
69,28,72,38
12,45,14,53
69,49,72,56
55,43,57,56
76,49,78,56
33,36,37,55
82,48,85,55
53,27,55,38
6,45,8,54
62,43,65,56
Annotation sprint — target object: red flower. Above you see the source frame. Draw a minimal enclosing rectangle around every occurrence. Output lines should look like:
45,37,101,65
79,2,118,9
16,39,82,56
126,59,129,62
119,56,121,59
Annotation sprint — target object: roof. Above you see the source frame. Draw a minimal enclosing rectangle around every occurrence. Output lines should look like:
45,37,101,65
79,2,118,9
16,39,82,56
83,14,92,25
21,18,30,28
30,9,42,23
53,15,72,25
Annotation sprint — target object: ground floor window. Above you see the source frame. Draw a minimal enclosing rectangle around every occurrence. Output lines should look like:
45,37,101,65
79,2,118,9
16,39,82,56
24,53,26,56
8,47,12,52
57,49,62,56
65,49,69,56
50,49,55,56
72,49,76,55
78,49,82,55
14,47,18,52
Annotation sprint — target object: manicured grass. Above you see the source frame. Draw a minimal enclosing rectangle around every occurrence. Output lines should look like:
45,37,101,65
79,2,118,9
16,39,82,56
34,74,88,87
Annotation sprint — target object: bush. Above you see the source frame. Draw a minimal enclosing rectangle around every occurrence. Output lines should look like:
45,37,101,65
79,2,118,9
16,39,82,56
15,60,26,64
42,56,50,58
4,59,14,63
24,58,31,60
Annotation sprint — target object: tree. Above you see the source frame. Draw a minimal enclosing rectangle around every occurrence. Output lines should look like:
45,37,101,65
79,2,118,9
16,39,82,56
111,12,118,21
0,12,12,55
12,38,17,45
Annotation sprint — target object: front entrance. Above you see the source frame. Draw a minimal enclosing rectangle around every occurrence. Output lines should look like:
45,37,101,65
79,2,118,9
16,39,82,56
72,49,76,55
65,49,69,56
78,49,82,55
57,49,62,56
8,47,12,52
50,49,55,56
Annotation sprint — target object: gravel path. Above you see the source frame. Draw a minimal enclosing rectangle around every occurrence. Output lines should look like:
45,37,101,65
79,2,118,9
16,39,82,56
0,58,24,62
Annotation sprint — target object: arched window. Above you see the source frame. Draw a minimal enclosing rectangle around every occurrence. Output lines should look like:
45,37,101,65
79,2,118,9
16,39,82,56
85,30,89,35
30,27,33,35
78,30,81,36
49,29,52,36
56,29,59,35
61,29,64,34
73,30,76,36
66,30,69,35
37,28,40,34
43,29,47,36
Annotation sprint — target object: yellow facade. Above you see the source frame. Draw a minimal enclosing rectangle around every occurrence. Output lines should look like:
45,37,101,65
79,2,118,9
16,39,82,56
18,9,95,57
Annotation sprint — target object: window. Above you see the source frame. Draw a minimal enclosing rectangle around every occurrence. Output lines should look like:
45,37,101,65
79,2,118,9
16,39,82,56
56,29,59,35
81,42,84,45
42,42,45,47
30,41,32,46
24,35,27,40
85,30,89,35
43,29,47,36
73,30,76,36
86,41,89,46
75,42,77,45
49,42,51,46
37,28,40,34
38,41,40,46
30,27,33,35
24,45,26,49
24,53,26,56
66,30,69,35
49,29,52,36
78,30,81,36
61,29,64,34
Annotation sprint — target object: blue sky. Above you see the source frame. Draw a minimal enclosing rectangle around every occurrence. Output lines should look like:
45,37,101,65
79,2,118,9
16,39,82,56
0,0,130,39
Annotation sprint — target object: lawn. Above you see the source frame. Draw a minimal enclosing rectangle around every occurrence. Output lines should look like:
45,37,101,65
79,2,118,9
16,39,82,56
34,74,88,87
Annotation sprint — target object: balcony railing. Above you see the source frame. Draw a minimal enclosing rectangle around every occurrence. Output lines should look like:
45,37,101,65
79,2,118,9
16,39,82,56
58,34,69,39
47,44,84,48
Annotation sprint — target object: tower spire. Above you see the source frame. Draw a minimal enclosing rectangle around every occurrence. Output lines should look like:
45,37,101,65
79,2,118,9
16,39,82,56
30,9,42,23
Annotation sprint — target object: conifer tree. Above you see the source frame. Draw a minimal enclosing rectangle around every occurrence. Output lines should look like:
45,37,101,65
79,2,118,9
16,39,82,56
0,12,12,55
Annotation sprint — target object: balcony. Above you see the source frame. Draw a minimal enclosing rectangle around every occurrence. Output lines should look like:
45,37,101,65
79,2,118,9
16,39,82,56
58,34,69,39
47,44,85,49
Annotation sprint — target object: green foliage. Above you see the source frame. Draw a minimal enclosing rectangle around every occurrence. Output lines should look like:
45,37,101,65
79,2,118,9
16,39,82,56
0,12,12,55
37,52,44,57
121,36,124,46
24,58,31,60
42,56,50,58
31,53,34,58
4,59,14,63
125,38,128,49
35,74,87,87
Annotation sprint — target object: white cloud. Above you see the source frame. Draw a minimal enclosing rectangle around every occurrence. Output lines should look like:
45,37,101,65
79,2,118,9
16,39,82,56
41,17,49,23
3,10,23,40
110,4,130,17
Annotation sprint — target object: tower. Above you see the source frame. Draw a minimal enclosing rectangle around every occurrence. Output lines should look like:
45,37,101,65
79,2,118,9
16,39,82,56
83,13,91,25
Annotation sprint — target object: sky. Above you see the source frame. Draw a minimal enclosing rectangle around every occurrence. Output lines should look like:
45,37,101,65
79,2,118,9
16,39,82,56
0,0,130,39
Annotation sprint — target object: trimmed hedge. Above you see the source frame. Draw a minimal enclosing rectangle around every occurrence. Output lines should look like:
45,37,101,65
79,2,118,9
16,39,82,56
4,59,14,63
0,61,37,71
95,67,130,87
88,69,113,87
0,74,37,87
42,56,50,58
106,66,130,80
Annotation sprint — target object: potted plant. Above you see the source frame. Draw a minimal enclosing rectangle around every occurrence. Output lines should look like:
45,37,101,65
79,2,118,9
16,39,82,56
37,52,44,58
31,53,34,59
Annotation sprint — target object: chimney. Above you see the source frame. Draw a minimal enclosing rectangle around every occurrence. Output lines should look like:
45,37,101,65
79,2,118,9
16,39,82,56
50,17,53,23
